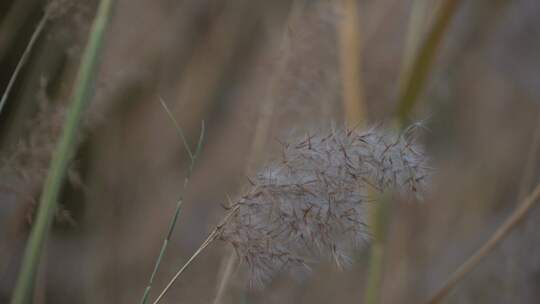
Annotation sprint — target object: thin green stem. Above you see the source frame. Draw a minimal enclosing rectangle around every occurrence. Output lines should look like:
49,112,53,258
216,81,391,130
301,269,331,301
139,103,205,304
151,229,219,304
396,0,460,127
152,205,240,304
10,1,114,303
364,243,384,304
158,97,195,162
363,2,459,302
398,0,430,94
363,193,391,304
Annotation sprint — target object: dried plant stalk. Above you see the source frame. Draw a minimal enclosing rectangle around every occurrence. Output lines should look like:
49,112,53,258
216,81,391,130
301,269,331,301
425,183,540,304
335,0,367,127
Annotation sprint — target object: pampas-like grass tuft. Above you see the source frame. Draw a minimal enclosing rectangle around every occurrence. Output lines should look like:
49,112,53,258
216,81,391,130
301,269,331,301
219,125,429,285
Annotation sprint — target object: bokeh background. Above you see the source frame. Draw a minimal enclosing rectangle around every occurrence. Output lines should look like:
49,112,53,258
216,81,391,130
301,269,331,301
1,0,540,303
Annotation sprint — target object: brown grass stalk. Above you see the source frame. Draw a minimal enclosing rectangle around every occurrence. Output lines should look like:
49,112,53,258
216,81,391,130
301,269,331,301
335,0,366,127
517,113,540,201
152,206,240,304
425,183,540,304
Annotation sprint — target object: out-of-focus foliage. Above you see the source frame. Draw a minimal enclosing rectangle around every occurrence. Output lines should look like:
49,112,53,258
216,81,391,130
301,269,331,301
1,0,540,303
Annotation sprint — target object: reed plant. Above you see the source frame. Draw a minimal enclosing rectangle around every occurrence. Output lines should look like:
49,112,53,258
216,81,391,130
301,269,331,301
8,1,114,303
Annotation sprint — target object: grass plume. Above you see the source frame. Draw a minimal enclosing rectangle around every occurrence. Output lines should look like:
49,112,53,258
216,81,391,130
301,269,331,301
151,124,429,301
219,125,428,285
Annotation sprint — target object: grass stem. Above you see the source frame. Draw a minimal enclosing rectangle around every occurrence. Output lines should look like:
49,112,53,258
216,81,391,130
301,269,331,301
9,1,114,303
139,101,205,304
365,1,460,301
336,0,367,127
396,0,460,127
0,10,49,116
152,206,240,304
425,183,540,304
363,193,390,304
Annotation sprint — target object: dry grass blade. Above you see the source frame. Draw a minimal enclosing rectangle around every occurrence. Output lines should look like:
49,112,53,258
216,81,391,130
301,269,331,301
151,229,219,304
0,11,49,116
213,250,238,304
425,183,540,304
516,113,540,201
0,0,41,61
152,206,240,304
336,0,366,127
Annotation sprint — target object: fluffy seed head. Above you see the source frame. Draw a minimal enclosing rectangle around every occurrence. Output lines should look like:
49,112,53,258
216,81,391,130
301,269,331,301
218,125,429,285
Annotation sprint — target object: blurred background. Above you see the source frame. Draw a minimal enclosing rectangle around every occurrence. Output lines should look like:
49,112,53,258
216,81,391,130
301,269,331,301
1,0,540,303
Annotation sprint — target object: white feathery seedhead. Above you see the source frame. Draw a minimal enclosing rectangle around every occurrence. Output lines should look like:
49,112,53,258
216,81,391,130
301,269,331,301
219,125,429,285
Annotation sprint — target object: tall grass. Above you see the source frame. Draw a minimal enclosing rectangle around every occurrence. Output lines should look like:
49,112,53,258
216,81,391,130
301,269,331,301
9,1,114,303
363,1,460,303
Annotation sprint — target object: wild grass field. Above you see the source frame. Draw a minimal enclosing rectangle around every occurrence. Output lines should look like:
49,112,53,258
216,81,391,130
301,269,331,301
1,1,540,303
